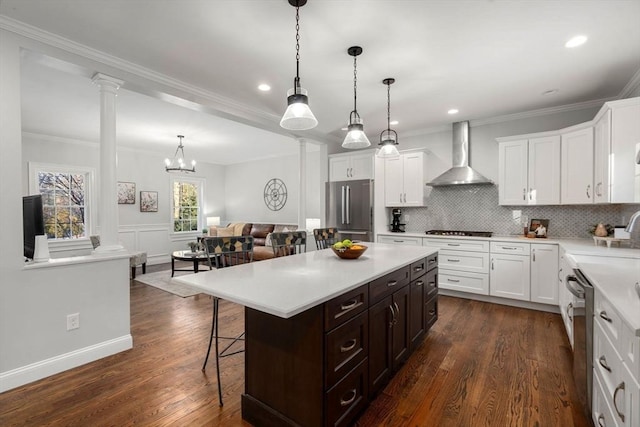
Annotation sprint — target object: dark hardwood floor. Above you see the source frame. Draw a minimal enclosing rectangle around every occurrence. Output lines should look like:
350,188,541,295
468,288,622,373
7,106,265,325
0,264,591,426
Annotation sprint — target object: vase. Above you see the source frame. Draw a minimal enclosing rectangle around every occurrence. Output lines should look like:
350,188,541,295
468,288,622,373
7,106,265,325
594,223,608,237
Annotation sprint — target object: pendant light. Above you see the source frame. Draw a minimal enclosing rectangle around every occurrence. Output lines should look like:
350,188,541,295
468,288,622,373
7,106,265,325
164,135,196,173
377,78,400,158
280,0,318,131
342,46,371,149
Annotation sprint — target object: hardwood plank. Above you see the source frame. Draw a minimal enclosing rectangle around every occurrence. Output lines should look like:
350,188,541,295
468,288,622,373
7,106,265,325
0,267,591,427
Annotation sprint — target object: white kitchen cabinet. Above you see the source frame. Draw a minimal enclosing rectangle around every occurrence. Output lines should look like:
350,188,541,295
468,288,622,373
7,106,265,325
490,252,531,301
557,247,575,348
377,235,422,246
329,152,374,181
593,97,640,203
424,238,490,295
498,135,560,205
561,126,594,204
530,244,559,305
384,151,427,207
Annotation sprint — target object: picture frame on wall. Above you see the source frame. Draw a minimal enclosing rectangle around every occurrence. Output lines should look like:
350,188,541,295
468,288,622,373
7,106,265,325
140,191,158,212
529,218,549,238
117,182,136,204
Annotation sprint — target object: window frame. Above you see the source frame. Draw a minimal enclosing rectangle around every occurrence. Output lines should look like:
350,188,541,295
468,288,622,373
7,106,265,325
169,176,205,237
28,162,96,243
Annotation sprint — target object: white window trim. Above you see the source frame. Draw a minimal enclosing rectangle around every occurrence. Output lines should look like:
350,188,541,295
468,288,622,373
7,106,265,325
28,162,96,244
169,175,205,239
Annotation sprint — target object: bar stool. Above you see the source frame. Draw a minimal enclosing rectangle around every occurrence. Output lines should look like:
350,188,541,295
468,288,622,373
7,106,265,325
270,231,307,257
312,227,339,250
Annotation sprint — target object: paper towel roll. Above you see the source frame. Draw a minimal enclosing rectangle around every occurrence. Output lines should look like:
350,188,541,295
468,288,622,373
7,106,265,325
33,235,50,262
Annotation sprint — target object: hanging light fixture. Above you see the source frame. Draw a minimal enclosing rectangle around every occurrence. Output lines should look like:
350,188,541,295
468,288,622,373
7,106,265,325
164,135,196,173
377,78,400,158
280,0,318,131
342,46,371,149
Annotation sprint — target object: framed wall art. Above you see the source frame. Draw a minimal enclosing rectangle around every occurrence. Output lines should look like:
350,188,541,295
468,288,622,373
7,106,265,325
117,182,136,204
140,191,158,212
529,218,549,238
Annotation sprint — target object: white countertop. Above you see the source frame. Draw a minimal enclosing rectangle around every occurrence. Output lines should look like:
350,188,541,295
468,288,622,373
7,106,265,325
568,254,640,336
174,242,437,319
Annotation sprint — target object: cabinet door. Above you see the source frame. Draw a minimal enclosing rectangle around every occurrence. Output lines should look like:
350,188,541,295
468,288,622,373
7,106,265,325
530,244,559,305
368,296,392,398
610,101,640,203
561,127,594,204
391,285,410,370
499,140,529,205
384,156,404,206
330,156,351,181
409,277,425,350
402,152,425,206
350,152,374,180
594,110,611,203
528,136,560,204
490,254,531,301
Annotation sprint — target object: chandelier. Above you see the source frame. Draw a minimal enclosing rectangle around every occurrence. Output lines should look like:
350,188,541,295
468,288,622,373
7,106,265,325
377,78,400,158
164,135,196,173
342,46,371,149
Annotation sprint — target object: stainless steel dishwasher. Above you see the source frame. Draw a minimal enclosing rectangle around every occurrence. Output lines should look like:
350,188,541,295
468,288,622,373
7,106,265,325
566,269,594,419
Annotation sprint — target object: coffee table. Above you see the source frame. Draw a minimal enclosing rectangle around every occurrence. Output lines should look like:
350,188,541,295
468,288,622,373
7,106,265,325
171,250,211,277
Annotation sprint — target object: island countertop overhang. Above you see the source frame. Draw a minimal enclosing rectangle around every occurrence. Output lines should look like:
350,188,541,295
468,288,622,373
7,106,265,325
174,242,438,318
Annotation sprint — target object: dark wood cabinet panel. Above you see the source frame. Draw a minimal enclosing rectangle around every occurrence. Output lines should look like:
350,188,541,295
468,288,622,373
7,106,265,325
325,311,368,389
324,284,368,331
369,266,410,304
410,257,428,281
425,268,438,300
426,294,438,331
326,360,368,427
368,296,393,398
391,285,410,369
409,276,426,349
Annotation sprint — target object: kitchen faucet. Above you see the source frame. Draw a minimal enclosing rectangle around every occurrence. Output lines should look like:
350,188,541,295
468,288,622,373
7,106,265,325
626,210,640,233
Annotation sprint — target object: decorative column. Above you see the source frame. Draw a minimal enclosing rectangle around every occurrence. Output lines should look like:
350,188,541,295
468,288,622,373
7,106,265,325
92,73,125,252
297,138,307,231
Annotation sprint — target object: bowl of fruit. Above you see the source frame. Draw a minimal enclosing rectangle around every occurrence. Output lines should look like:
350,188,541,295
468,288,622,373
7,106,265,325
331,239,368,259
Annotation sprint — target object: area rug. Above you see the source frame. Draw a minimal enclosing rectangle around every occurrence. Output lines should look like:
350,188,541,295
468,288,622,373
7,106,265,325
134,270,201,298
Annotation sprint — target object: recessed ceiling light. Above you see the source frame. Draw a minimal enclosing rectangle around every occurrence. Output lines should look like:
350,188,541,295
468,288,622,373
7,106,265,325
542,89,559,96
565,35,587,48
390,120,399,126
341,127,348,131
447,109,459,115
258,83,271,91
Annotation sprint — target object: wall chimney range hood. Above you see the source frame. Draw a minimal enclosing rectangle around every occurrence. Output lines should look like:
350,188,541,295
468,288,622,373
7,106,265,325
426,121,494,186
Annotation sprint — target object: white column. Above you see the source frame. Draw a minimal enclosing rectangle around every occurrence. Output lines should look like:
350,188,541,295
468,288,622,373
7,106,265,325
297,138,307,232
92,73,125,252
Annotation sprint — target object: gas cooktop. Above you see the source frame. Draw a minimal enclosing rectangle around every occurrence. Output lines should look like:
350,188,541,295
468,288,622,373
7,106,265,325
425,230,493,238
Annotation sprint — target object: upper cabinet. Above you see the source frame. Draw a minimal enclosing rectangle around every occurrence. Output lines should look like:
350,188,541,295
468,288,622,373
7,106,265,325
384,151,427,207
561,126,594,204
593,98,640,203
498,135,560,205
329,151,374,181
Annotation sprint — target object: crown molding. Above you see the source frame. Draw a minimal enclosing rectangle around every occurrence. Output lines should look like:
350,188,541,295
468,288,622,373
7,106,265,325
618,67,640,99
22,132,98,147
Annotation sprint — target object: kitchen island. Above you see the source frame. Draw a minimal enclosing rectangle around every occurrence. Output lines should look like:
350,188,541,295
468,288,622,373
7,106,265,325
175,242,439,426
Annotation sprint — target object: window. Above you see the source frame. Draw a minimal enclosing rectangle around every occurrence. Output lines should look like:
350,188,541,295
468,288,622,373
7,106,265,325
29,163,95,240
171,177,204,233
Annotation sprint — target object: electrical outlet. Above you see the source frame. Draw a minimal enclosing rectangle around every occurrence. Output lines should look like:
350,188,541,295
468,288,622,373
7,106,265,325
67,313,80,331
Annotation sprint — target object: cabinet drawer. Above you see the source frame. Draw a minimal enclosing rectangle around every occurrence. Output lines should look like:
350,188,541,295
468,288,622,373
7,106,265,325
410,257,428,281
325,284,368,331
424,238,489,253
439,249,489,273
325,311,368,389
594,322,623,393
622,322,640,382
369,266,410,305
593,372,621,427
378,235,422,246
595,288,623,350
426,252,438,272
439,270,489,295
425,268,438,300
490,241,530,255
425,295,438,331
326,359,368,427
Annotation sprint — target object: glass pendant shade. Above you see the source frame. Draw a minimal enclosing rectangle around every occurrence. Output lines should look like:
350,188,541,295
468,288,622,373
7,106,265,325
342,116,371,149
280,87,318,130
377,131,400,158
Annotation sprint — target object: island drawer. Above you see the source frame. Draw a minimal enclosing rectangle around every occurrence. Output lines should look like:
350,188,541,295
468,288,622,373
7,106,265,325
325,284,369,331
325,311,368,389
410,257,428,281
425,268,438,300
369,266,410,305
326,359,368,427
425,295,438,330
426,252,438,272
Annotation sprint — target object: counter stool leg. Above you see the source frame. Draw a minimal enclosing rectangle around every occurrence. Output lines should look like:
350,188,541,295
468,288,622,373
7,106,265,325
171,257,175,278
202,298,223,406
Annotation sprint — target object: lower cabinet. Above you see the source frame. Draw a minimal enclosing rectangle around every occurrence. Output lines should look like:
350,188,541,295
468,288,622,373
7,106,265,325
490,253,531,301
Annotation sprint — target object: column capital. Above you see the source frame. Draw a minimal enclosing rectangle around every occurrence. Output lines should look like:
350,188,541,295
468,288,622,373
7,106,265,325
91,73,124,90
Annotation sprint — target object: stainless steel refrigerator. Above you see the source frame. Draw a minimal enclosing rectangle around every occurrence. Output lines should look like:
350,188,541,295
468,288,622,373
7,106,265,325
326,179,374,242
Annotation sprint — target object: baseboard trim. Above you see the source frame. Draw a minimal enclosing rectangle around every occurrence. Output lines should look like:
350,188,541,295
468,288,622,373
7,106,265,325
438,289,560,314
0,334,133,393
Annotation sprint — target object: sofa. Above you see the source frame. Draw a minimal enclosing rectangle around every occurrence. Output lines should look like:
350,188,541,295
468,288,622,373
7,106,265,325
209,222,298,261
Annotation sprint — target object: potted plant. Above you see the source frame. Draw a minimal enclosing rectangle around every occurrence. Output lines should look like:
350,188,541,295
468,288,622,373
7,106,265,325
202,228,209,235
187,241,198,252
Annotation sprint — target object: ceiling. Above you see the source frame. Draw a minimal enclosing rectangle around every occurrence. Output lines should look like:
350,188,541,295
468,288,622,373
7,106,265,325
2,0,640,165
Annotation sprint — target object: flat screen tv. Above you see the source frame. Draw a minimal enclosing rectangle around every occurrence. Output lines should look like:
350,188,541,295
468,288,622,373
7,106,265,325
23,194,45,260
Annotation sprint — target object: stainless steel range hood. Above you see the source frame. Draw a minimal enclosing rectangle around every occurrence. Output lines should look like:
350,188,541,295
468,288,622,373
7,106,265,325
426,121,493,186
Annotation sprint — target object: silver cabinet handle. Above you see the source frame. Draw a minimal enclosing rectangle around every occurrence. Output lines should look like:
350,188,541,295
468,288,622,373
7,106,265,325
447,278,460,283
340,338,357,353
346,185,351,224
393,302,400,325
532,248,536,262
447,259,461,263
567,302,573,321
586,184,591,199
387,280,398,287
596,182,602,197
598,355,612,373
599,311,612,323
388,304,396,328
341,185,346,224
399,192,402,203
529,188,532,200
491,258,495,270
428,280,436,288
404,193,407,203
413,266,424,272
613,382,625,422
597,413,605,427
558,267,563,281
501,246,518,250
340,299,358,311
415,280,424,287
447,243,460,247
523,188,526,201
340,389,357,407
393,240,404,243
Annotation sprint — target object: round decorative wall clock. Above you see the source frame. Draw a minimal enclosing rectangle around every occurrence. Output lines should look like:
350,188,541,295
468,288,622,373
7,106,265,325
263,178,288,211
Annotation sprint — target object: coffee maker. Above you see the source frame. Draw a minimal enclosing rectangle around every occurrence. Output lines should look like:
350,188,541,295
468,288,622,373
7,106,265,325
390,208,406,232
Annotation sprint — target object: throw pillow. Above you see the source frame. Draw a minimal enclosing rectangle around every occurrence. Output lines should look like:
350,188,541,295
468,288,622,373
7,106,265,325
216,227,235,237
209,227,218,237
232,222,246,236
265,232,272,247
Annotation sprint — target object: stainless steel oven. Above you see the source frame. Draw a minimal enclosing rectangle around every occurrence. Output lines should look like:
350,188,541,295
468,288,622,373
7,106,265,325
566,269,594,419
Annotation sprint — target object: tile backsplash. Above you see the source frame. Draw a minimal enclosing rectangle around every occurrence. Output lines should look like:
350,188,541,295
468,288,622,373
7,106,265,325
399,185,640,244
